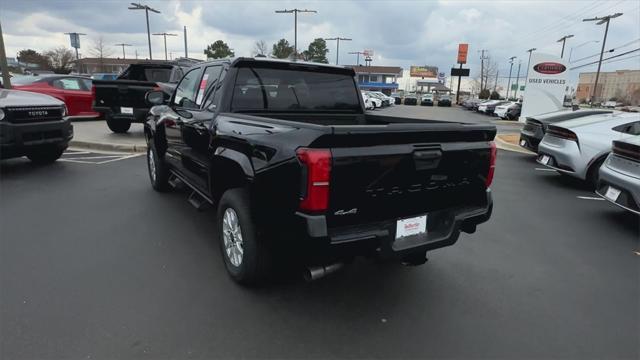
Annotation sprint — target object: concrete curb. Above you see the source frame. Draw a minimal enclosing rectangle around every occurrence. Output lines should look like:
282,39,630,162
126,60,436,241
495,135,535,155
69,140,147,153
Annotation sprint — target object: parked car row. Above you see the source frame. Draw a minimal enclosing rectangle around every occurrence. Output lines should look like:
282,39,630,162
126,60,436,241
361,91,394,110
392,93,452,106
462,98,522,120
519,109,640,215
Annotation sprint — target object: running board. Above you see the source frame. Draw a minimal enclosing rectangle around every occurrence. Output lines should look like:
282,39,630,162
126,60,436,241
168,174,183,189
188,191,210,211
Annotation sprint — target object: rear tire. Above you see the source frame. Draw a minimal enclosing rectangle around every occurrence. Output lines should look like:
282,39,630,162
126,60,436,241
26,145,65,164
217,188,271,285
147,142,170,192
586,157,606,189
106,115,131,133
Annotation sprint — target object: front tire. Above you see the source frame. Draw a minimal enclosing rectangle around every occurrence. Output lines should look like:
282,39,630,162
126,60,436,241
147,142,170,192
26,145,65,164
217,188,271,285
106,115,131,133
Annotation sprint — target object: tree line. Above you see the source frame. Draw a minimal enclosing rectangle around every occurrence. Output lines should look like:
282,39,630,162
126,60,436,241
204,38,330,63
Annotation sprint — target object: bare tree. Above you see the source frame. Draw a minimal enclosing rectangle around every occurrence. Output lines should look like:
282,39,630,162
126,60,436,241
44,47,75,74
253,40,268,56
90,36,113,72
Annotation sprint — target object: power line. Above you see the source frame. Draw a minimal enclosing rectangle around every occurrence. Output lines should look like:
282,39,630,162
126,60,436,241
570,38,640,63
569,47,640,70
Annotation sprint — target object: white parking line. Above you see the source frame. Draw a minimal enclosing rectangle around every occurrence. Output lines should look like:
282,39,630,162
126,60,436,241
535,168,556,172
577,196,605,201
95,154,143,164
62,155,123,160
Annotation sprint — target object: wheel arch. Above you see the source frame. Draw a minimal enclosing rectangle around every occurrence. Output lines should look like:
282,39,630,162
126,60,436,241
210,148,254,203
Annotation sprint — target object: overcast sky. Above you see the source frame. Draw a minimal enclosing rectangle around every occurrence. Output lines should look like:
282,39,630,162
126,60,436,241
1,0,639,85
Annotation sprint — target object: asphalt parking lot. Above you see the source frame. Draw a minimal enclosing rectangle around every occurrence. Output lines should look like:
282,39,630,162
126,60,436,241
1,106,638,359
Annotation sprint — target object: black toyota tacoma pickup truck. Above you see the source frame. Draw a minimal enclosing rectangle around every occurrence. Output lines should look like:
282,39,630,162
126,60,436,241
93,59,200,133
144,58,496,284
1,89,73,163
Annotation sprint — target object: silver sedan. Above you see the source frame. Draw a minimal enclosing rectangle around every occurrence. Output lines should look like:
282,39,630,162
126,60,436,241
537,112,640,186
596,136,640,215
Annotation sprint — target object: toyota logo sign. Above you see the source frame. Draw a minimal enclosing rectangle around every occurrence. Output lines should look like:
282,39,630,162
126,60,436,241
533,62,566,75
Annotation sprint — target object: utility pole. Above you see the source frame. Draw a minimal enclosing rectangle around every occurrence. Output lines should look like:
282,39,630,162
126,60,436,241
348,51,365,66
183,26,188,58
0,20,12,89
525,48,536,80
115,43,132,59
129,2,160,60
325,37,352,65
153,32,177,61
514,61,522,98
494,70,499,93
135,49,139,59
275,8,317,58
478,50,487,93
583,12,623,105
506,56,516,99
557,34,574,58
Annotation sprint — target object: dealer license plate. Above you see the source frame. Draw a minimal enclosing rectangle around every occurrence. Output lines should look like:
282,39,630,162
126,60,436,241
396,215,427,239
605,186,621,202
120,107,133,114
541,155,550,164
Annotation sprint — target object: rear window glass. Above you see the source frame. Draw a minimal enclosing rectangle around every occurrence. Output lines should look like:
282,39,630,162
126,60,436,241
119,65,173,82
231,67,360,112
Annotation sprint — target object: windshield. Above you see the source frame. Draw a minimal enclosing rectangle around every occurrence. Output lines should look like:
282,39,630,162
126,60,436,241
232,67,361,112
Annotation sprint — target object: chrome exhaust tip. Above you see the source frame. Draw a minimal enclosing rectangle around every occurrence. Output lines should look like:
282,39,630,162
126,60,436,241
303,262,344,282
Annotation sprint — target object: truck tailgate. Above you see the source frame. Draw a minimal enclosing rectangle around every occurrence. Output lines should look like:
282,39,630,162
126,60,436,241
92,79,157,112
315,124,495,228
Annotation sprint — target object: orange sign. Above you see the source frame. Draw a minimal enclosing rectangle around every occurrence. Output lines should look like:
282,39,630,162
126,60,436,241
457,43,469,64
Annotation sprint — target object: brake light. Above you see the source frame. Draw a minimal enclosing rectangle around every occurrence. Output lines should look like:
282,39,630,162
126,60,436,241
612,140,640,162
296,148,332,212
547,125,577,141
486,141,497,187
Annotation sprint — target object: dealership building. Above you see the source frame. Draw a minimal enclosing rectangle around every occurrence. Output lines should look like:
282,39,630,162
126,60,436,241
350,65,403,94
576,69,640,104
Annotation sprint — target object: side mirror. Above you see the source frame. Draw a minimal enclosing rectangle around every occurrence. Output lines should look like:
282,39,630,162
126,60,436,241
146,90,165,106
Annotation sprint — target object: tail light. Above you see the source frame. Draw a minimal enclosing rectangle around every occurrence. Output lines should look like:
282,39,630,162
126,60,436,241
547,125,577,141
612,140,640,162
486,141,497,187
296,148,332,212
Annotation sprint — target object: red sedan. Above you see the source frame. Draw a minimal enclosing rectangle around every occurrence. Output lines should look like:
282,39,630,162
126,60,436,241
11,75,100,118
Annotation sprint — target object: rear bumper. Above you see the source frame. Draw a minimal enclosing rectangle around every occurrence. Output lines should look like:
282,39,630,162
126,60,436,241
537,136,586,179
1,119,73,159
295,190,493,260
94,106,148,123
596,160,640,215
519,132,541,152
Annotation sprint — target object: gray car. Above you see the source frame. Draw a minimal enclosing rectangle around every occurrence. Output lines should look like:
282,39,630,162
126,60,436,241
537,112,640,186
596,136,640,215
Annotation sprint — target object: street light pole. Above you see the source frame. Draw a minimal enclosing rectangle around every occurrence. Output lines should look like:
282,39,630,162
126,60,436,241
525,48,536,80
129,3,160,60
0,20,12,89
153,33,177,61
325,37,352,65
506,56,516,99
514,61,522,99
115,43,132,59
583,13,623,105
557,34,574,58
275,9,317,58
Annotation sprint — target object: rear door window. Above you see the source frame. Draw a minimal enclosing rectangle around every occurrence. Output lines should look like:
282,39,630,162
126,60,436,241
613,121,640,135
196,65,223,106
53,78,83,90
